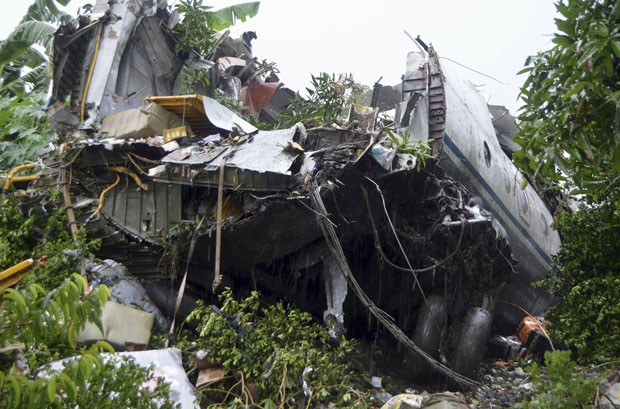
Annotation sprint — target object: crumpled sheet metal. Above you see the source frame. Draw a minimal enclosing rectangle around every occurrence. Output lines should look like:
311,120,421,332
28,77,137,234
146,95,257,136
216,123,305,173
202,96,257,135
163,123,305,175
163,145,228,166
216,56,246,75
240,80,282,115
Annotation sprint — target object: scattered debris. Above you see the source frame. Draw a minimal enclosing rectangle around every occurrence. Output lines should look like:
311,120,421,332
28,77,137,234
469,360,532,408
77,300,154,349
12,0,564,394
381,391,469,409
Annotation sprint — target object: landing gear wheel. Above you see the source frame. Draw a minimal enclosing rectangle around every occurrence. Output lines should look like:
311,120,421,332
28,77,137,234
452,307,492,378
407,295,447,380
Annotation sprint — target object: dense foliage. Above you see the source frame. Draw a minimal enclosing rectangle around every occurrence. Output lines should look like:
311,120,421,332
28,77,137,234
174,0,259,56
515,0,620,366
278,72,370,128
540,201,620,364
3,354,179,409
0,0,70,168
0,194,179,408
515,0,620,201
0,195,100,289
0,91,51,168
0,0,72,97
184,289,368,408
516,350,604,409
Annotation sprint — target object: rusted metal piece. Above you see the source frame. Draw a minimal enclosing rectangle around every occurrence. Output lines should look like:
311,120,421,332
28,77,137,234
196,367,226,388
240,80,281,115
213,157,226,292
60,166,87,278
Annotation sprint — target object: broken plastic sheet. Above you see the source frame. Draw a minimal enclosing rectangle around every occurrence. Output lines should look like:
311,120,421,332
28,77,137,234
371,144,396,170
45,348,199,409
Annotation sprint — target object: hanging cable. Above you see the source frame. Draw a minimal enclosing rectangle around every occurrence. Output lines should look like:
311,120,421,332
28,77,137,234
309,182,479,388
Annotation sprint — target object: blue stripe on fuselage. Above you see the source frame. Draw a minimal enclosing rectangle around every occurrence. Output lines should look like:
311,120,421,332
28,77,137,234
442,133,552,266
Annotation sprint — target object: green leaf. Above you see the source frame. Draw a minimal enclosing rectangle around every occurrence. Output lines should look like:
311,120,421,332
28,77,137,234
90,340,115,353
0,20,56,63
562,81,587,101
205,2,260,31
8,375,21,407
610,40,620,58
591,21,609,38
67,321,76,348
46,376,57,402
553,35,573,47
59,374,77,401
555,18,574,36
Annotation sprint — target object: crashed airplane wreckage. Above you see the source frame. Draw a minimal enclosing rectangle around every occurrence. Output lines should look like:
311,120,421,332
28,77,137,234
36,0,560,386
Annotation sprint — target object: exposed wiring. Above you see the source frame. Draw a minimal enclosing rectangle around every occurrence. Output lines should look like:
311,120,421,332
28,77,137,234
126,151,159,165
441,56,509,85
125,153,148,175
89,173,120,221
362,186,465,274
106,166,148,190
361,183,462,348
309,182,479,388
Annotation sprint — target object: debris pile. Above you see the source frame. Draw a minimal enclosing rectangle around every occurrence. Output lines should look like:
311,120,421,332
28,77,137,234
4,0,566,400
470,361,532,408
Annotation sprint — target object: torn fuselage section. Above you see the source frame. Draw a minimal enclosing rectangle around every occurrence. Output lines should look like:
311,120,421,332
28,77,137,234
391,46,561,331
46,0,294,135
59,105,514,383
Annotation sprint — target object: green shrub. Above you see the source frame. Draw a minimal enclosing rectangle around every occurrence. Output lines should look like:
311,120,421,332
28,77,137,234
183,289,369,408
0,192,177,408
516,350,604,409
1,347,180,409
541,201,620,364
0,194,101,290
278,72,360,128
0,91,51,168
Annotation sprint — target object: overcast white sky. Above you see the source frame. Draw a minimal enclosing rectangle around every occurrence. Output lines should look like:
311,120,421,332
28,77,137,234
1,0,558,113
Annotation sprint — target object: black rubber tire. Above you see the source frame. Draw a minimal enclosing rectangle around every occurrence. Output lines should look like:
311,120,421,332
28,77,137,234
407,295,447,380
452,307,492,378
